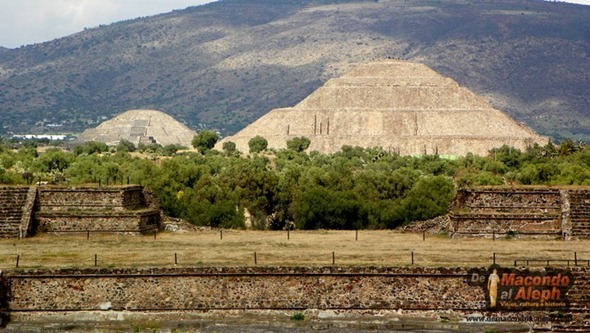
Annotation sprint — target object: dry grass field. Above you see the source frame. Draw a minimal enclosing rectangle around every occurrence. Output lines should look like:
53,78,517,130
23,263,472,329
1,230,589,270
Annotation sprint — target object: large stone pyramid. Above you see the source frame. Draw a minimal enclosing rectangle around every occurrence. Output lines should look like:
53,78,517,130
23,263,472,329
218,60,548,156
76,109,197,147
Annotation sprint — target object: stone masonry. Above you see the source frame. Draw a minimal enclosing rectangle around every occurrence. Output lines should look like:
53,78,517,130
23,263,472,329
0,185,160,238
217,60,547,156
35,185,160,234
0,186,36,239
2,266,590,332
450,186,590,239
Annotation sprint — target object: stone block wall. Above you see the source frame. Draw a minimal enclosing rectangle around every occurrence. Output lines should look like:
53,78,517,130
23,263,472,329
568,189,590,239
35,185,160,235
455,188,562,213
3,266,590,331
37,186,146,211
36,210,160,233
449,187,590,239
5,267,479,312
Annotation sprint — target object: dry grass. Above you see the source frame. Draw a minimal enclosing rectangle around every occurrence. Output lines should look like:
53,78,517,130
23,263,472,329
1,230,589,270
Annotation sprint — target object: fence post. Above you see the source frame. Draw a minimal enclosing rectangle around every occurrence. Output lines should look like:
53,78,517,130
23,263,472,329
411,251,414,265
422,231,425,241
493,230,495,241
254,252,257,265
153,229,157,240
174,253,178,265
493,252,496,265
16,254,20,268
87,230,90,240
287,230,290,240
575,252,578,266
220,230,223,240
356,230,358,241
94,254,97,267
332,251,335,265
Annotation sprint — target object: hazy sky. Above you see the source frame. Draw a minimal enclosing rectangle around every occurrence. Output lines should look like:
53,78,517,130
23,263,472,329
0,0,589,49
0,0,215,48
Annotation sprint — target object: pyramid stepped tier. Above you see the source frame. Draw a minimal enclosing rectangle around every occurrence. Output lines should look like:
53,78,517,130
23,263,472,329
567,190,590,239
450,186,590,239
218,60,547,156
35,186,161,235
0,185,161,238
449,187,564,238
0,186,34,239
75,109,197,147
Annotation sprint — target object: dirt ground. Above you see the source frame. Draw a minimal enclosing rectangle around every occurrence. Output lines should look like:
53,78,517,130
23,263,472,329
1,229,588,270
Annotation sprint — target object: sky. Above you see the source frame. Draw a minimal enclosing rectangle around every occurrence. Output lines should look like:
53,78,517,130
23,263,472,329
0,0,589,49
0,0,216,48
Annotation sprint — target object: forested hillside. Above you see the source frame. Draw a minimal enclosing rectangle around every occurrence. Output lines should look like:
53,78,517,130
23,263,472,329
0,138,588,229
0,0,588,142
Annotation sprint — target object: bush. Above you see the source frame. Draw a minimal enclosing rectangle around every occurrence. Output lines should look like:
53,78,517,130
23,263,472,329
286,137,311,152
290,313,305,321
192,130,219,154
248,135,268,153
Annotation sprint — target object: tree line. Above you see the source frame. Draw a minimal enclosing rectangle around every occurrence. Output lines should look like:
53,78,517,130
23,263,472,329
0,134,588,230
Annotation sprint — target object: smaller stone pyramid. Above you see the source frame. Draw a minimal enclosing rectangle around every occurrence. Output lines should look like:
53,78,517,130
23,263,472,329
218,60,548,156
76,109,196,147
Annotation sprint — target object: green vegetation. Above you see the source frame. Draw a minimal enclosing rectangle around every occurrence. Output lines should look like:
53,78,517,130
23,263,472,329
290,312,305,321
192,130,220,154
0,138,589,230
286,136,311,152
248,135,268,153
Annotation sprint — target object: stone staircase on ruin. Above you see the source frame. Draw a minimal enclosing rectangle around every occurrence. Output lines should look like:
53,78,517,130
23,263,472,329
567,190,590,239
0,186,33,238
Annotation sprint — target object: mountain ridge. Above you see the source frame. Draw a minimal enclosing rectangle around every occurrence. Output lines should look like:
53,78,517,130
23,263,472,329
0,0,588,142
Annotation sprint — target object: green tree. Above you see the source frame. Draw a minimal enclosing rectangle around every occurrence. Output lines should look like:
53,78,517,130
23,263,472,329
192,130,219,154
291,186,365,230
248,135,268,153
116,139,136,152
73,141,109,155
222,141,238,156
34,149,74,173
384,176,455,228
286,137,311,152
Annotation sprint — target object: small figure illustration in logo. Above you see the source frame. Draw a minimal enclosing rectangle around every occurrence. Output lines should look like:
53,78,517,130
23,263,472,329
488,268,499,308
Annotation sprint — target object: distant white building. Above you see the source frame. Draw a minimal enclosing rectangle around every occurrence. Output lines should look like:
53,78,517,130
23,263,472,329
12,134,69,141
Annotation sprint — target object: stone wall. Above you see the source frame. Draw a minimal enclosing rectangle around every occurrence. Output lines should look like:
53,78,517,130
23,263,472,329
1,185,159,238
3,266,590,331
35,185,160,235
568,189,590,239
37,185,146,211
450,187,590,239
36,210,160,233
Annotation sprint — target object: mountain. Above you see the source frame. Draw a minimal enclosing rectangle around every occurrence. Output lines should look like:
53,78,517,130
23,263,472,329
0,0,588,142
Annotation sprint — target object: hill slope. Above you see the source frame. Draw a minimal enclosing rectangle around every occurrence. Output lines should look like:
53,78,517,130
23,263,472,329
0,0,588,142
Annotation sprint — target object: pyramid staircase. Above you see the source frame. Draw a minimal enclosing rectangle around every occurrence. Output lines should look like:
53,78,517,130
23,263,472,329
0,186,36,238
567,190,590,239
